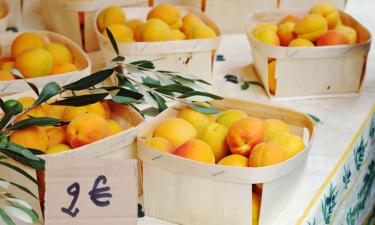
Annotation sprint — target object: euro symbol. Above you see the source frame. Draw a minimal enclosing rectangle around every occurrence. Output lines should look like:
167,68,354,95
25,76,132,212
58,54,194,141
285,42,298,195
88,175,112,207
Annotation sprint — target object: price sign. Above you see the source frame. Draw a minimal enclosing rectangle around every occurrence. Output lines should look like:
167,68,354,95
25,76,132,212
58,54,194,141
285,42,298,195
44,155,137,225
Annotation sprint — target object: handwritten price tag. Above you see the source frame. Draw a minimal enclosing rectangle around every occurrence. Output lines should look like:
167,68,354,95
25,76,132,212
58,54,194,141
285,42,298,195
44,155,137,225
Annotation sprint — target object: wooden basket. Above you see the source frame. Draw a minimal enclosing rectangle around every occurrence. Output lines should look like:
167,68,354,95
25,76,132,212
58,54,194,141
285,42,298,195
40,0,147,52
94,6,221,82
137,98,315,225
0,0,9,33
149,0,347,33
246,9,372,100
0,90,145,220
0,31,91,96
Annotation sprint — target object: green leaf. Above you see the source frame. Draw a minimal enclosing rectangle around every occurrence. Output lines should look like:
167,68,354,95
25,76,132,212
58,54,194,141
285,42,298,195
0,104,21,130
155,84,194,94
152,93,167,112
27,149,45,155
33,82,60,106
111,55,125,62
141,107,160,117
0,98,6,112
112,96,142,104
12,205,38,222
142,76,161,88
0,149,44,170
130,60,155,69
51,93,109,106
196,79,211,85
26,82,39,96
307,113,321,124
0,179,37,199
116,88,143,100
106,28,119,55
179,91,223,100
0,208,16,225
0,161,38,185
190,104,220,114
7,117,67,131
0,142,44,167
63,69,114,90
241,81,264,90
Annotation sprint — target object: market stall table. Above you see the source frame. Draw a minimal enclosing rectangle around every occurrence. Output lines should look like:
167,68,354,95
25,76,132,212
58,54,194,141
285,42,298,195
11,0,375,224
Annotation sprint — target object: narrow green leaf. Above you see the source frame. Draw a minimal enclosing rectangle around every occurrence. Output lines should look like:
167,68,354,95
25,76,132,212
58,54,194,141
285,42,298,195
142,76,161,88
0,98,6,112
241,82,250,90
0,179,37,199
190,104,220,114
27,149,45,155
0,208,16,225
141,107,160,117
307,113,322,124
0,142,42,162
111,55,125,62
112,96,142,104
63,69,114,90
0,104,21,130
116,88,143,100
0,149,44,170
7,117,67,131
12,205,38,222
106,28,119,55
33,82,60,106
196,79,211,85
130,60,155,69
26,82,39,96
51,93,109,106
155,84,194,94
179,91,223,100
152,94,167,112
241,81,264,90
0,161,38,185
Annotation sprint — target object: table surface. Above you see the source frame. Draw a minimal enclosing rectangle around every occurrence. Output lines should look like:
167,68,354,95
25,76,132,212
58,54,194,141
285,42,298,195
16,0,375,224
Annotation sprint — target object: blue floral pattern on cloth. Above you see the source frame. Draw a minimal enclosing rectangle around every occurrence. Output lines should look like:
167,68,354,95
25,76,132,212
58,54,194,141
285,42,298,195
304,106,375,225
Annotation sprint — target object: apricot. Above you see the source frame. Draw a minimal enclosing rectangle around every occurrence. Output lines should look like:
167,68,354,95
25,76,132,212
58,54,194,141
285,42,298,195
218,154,248,167
0,70,15,81
190,24,217,39
15,48,53,78
0,57,14,67
288,38,314,47
46,144,71,154
198,122,229,162
147,3,181,26
216,109,248,128
97,6,126,32
15,106,46,122
252,23,278,37
142,19,172,42
10,126,48,152
249,142,288,167
278,14,300,26
46,127,66,147
154,118,196,148
172,29,186,40
102,24,134,43
178,106,213,134
145,137,174,153
62,102,106,121
264,119,290,142
51,62,78,75
174,139,215,164
181,14,204,36
1,61,15,72
107,119,124,136
42,103,66,119
127,19,146,42
269,132,304,158
335,25,357,44
11,32,46,58
268,60,276,95
46,43,73,65
252,192,261,225
101,101,111,119
252,28,280,45
295,15,328,41
277,22,296,46
17,97,36,108
170,19,183,29
226,117,265,157
316,30,348,46
66,113,108,148
309,2,340,29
